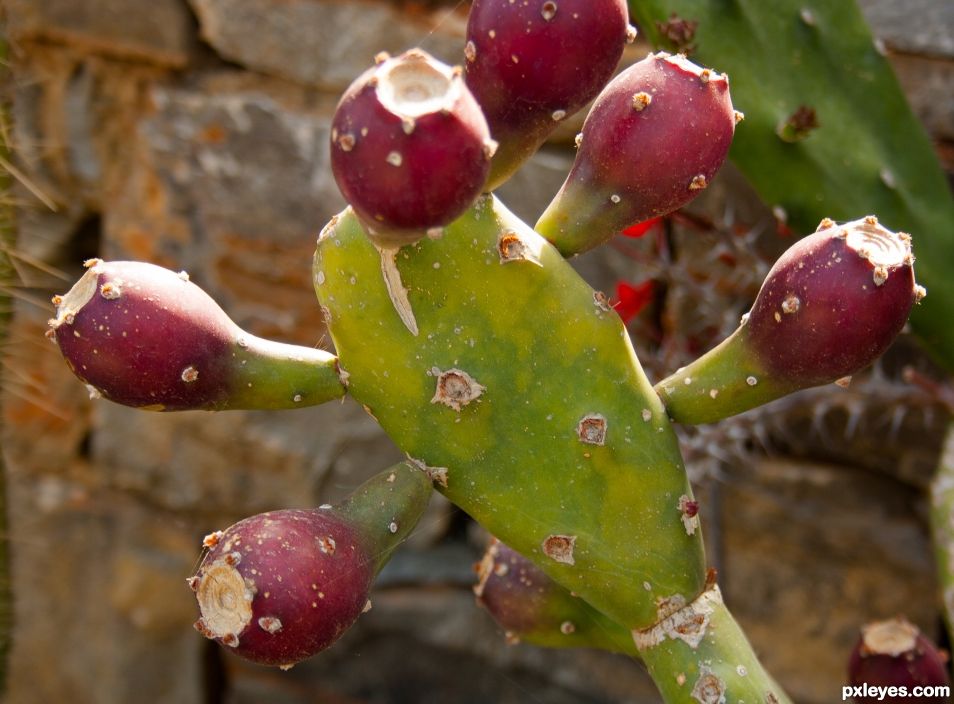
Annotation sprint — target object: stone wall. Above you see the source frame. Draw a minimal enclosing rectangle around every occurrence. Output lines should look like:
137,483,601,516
2,1,953,702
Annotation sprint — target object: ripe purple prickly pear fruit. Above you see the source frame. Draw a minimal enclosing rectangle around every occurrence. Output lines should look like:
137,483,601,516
473,538,636,654
330,49,494,246
192,509,373,668
847,618,950,703
191,462,433,668
536,51,737,256
48,259,344,411
657,217,924,424
745,216,920,387
474,538,560,643
464,0,631,190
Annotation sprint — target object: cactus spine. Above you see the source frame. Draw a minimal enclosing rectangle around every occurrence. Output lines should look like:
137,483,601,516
314,198,794,702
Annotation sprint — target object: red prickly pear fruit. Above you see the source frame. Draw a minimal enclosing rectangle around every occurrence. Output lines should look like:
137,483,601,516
473,539,637,654
847,618,950,703
474,539,555,642
745,216,920,386
656,217,924,425
192,509,373,668
191,463,433,668
464,0,631,190
330,49,494,246
536,52,737,256
47,259,344,411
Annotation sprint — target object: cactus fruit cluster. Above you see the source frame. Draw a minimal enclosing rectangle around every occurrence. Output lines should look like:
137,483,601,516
45,1,933,701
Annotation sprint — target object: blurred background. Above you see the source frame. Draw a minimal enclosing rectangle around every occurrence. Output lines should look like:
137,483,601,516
1,0,953,702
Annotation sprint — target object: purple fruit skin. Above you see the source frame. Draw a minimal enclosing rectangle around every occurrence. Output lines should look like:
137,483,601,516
537,53,736,254
330,52,491,236
745,229,915,387
52,260,239,410
475,540,550,634
195,509,373,667
465,0,629,188
848,631,950,704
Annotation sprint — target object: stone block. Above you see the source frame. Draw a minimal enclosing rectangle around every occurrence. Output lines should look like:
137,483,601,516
5,470,205,704
859,0,954,58
719,457,937,704
7,0,195,68
107,87,340,342
189,0,466,90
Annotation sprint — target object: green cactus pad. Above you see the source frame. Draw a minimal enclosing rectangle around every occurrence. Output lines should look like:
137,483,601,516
313,196,705,628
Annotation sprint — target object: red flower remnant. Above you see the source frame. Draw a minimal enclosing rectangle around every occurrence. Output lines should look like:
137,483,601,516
622,217,662,239
612,280,655,323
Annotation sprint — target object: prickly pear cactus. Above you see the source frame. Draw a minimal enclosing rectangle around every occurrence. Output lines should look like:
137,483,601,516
44,1,933,702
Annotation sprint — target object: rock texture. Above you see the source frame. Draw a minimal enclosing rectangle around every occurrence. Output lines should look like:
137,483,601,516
7,0,195,67
188,0,465,90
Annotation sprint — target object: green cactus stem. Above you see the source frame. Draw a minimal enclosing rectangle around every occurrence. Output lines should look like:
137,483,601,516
49,260,346,411
474,538,638,655
629,0,954,372
635,577,792,704
656,216,921,425
930,418,954,644
314,195,706,630
191,461,433,667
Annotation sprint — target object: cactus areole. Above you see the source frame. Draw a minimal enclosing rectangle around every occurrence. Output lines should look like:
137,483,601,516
330,49,494,246
42,0,925,699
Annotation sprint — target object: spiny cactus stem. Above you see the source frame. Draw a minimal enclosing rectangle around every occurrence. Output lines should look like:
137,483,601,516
635,578,792,703
930,418,954,644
